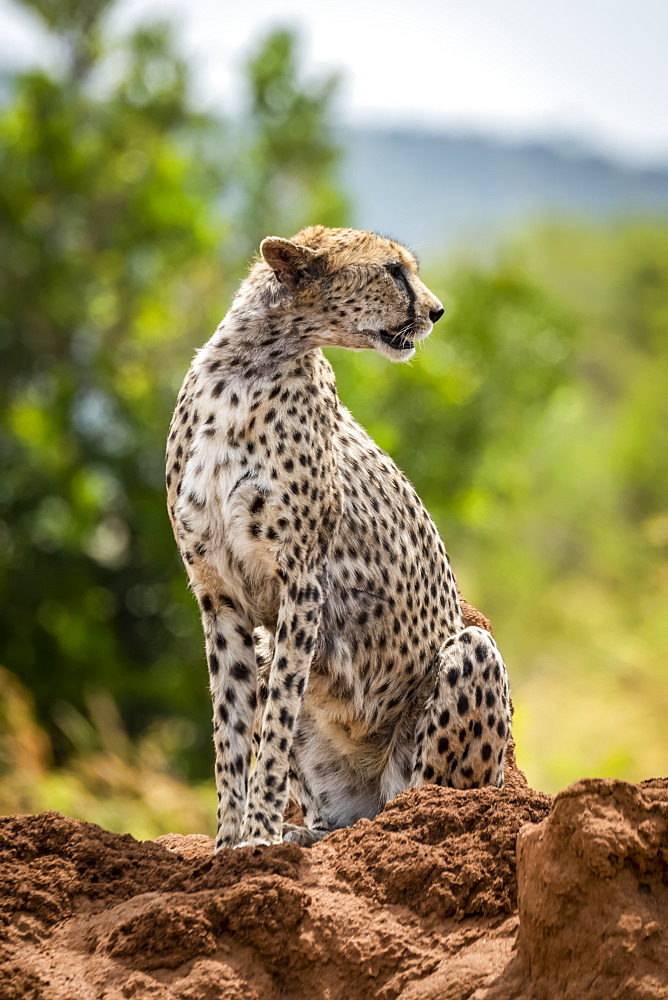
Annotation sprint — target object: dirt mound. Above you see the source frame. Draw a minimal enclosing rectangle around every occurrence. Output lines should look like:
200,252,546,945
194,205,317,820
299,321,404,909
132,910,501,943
511,777,668,1000
0,776,666,1000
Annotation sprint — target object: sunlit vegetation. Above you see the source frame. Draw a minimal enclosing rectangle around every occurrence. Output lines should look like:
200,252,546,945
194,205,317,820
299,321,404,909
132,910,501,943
1,0,666,835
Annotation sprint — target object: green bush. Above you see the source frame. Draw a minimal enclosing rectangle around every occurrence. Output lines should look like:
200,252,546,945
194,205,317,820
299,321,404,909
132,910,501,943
1,0,667,833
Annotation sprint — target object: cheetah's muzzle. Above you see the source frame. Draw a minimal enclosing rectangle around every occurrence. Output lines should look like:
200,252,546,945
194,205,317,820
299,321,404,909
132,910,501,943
378,328,415,351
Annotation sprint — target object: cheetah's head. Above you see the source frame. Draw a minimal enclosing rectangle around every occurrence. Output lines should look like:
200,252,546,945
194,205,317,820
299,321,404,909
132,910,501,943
258,226,444,362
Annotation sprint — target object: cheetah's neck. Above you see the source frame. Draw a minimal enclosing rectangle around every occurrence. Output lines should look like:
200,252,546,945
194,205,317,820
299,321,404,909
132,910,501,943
196,283,327,387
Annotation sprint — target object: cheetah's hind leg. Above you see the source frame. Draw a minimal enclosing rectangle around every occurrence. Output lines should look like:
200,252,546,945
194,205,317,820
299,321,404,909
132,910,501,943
281,743,336,846
411,626,511,789
282,823,331,846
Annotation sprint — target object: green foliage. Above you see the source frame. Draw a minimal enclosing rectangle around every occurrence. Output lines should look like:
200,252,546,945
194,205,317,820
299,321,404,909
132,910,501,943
0,666,216,837
1,0,667,834
238,30,347,254
0,0,346,779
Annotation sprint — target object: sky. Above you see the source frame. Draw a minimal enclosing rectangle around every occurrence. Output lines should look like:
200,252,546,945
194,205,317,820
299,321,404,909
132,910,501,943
2,0,668,165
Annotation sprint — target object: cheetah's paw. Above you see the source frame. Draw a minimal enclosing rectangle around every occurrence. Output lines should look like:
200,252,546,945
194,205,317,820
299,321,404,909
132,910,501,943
233,837,272,849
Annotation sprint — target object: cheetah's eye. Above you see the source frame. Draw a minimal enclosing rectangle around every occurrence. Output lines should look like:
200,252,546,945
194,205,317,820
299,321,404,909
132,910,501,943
385,263,409,293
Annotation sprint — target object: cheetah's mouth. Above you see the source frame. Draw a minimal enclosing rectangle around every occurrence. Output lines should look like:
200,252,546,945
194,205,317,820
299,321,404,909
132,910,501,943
378,329,415,351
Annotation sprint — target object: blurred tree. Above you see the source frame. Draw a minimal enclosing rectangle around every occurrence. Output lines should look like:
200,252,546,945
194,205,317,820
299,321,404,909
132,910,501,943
1,1,667,811
0,0,347,777
233,29,347,258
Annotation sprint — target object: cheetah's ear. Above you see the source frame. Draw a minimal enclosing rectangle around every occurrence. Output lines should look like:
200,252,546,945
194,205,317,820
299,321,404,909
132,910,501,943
260,237,320,289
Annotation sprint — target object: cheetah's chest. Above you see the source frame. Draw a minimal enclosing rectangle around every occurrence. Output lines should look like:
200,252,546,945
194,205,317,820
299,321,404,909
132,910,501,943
174,403,283,622
173,365,339,625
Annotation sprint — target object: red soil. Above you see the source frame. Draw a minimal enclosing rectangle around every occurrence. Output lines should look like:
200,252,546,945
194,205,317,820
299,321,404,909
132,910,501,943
1,764,666,999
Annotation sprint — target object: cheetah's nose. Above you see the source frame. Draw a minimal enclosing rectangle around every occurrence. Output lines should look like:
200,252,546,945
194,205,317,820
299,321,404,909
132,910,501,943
429,306,445,323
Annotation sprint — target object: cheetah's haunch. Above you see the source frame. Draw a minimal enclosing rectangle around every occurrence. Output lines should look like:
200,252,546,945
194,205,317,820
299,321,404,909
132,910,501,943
166,226,511,849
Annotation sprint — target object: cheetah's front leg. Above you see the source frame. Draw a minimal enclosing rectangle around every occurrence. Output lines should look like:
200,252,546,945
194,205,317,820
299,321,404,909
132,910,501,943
237,572,325,847
196,590,258,851
412,626,511,789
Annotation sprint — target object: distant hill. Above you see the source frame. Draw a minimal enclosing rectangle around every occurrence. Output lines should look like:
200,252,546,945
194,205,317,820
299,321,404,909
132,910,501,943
339,128,668,255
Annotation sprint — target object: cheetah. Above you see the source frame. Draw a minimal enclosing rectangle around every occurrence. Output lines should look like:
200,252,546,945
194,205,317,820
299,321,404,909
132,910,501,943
166,226,511,849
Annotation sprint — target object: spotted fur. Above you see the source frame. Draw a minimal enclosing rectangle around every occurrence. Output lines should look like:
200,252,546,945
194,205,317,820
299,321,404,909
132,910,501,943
166,226,511,849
